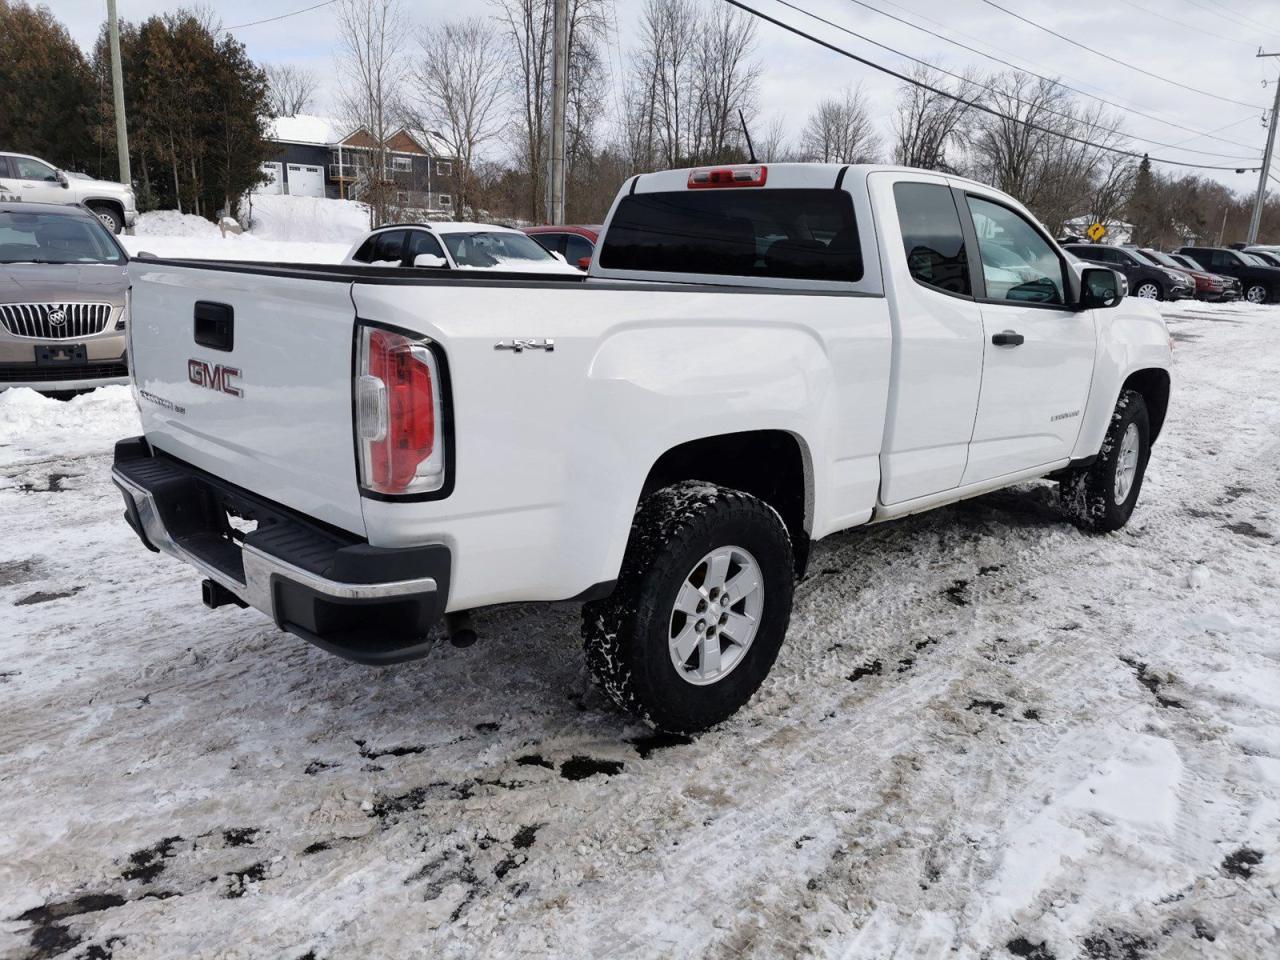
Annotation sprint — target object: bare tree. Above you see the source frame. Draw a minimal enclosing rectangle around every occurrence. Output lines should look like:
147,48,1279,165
755,114,792,162
799,86,881,164
691,4,759,162
334,0,408,227
265,63,319,117
405,18,505,218
968,72,1069,209
892,63,979,172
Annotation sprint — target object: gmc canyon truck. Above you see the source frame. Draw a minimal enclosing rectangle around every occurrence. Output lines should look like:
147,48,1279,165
113,163,1172,733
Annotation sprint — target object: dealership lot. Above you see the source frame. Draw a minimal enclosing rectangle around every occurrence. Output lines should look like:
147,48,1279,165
1,300,1277,959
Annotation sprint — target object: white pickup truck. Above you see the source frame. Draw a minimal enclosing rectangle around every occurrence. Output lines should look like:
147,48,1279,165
114,163,1172,732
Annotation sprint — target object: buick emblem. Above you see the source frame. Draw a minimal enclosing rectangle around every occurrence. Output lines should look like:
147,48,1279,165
48,309,66,327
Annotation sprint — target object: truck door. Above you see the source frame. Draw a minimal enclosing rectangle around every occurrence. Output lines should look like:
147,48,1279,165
871,173,985,505
956,189,1096,484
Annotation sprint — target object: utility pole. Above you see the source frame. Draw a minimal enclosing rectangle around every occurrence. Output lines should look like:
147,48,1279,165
547,0,568,225
1247,50,1280,244
106,0,131,188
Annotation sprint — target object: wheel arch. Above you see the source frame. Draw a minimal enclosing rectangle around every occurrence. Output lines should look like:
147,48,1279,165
639,429,814,576
1121,367,1171,443
84,197,125,221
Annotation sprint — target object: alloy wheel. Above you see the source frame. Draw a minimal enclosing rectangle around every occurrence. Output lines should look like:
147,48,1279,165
668,545,764,686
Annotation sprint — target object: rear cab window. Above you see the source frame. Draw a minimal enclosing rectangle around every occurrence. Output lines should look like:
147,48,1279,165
598,184,864,285
893,182,972,297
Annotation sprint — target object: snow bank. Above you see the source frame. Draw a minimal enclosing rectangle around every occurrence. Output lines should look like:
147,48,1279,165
244,193,370,244
0,385,140,468
132,209,222,239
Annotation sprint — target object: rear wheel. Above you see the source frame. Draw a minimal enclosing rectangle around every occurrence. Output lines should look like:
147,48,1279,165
1134,281,1162,300
88,203,123,235
1059,390,1150,532
582,481,795,733
1244,283,1268,304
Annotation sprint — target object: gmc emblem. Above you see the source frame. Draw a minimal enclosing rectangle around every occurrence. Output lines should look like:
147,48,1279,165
188,359,243,397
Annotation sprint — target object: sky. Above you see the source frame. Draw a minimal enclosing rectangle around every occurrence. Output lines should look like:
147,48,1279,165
50,0,1280,194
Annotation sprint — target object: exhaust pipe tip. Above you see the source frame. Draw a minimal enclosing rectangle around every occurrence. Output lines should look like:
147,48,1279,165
202,578,247,610
445,610,478,648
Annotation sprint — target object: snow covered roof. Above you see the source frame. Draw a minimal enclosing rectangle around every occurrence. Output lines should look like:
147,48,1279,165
265,114,349,146
403,128,453,156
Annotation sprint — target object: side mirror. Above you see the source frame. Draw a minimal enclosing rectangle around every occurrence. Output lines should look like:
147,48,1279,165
133,251,158,259
413,253,447,269
1080,266,1122,309
551,251,567,263
577,255,591,270
56,170,69,188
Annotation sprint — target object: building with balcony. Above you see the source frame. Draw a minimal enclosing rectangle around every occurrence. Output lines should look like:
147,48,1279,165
258,114,458,217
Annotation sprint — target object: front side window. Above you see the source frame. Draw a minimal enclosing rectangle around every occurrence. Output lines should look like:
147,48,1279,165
441,231,557,268
405,229,446,267
893,182,971,296
13,157,58,181
966,196,1065,305
600,188,862,282
564,233,594,264
0,211,124,264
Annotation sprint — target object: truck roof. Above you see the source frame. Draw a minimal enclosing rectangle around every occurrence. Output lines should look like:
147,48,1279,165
629,162,990,194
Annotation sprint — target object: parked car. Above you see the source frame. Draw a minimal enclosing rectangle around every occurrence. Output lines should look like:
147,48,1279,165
1243,249,1280,269
1135,248,1235,301
343,221,582,275
1165,253,1241,299
1063,243,1194,301
0,152,137,234
524,224,602,269
115,162,1171,732
1176,245,1280,304
0,202,130,393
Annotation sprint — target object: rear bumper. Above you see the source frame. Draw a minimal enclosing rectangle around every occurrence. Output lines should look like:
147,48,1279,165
112,437,450,664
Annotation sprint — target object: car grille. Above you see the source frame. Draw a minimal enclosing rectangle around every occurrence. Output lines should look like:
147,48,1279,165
0,361,129,383
0,302,114,340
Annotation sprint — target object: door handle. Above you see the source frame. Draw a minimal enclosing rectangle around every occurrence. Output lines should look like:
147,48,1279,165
992,330,1025,347
194,301,234,352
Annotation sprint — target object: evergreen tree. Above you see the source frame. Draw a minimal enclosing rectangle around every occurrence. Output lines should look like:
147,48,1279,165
0,1,95,172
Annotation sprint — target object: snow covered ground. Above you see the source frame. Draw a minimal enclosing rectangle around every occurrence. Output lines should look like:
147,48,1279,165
1,301,1278,959
119,194,369,264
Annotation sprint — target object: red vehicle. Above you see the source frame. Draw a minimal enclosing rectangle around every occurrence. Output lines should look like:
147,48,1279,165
1141,249,1237,302
523,224,602,269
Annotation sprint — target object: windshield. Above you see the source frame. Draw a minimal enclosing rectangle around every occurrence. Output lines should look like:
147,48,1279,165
1242,252,1270,267
440,231,557,268
1130,249,1162,267
0,211,124,265
1144,250,1184,270
1171,254,1206,272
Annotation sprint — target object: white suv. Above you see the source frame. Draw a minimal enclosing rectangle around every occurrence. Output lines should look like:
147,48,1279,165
0,152,137,234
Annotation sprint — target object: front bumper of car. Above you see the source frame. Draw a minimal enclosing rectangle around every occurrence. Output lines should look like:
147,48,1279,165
112,437,451,665
0,322,130,392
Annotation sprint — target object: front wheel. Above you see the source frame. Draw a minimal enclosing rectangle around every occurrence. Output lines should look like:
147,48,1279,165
88,203,123,235
582,482,795,733
1244,283,1268,305
1059,390,1151,532
1134,281,1162,301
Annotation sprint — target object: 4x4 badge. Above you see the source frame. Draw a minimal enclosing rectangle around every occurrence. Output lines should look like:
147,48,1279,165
494,338,554,353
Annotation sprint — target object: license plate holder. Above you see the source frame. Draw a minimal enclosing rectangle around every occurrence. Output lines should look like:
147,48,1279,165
35,343,88,365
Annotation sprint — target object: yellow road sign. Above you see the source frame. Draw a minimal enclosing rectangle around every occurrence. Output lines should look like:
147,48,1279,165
1086,222,1106,242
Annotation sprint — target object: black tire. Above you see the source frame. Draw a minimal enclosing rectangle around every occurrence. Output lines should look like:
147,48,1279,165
1244,283,1268,305
88,203,123,234
582,482,795,733
1059,390,1150,532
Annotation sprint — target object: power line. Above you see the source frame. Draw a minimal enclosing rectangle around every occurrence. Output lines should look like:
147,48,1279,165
1169,113,1266,149
840,0,1263,153
978,0,1266,111
221,0,337,33
769,0,1260,161
1177,0,1280,43
721,0,1262,172
1110,0,1259,49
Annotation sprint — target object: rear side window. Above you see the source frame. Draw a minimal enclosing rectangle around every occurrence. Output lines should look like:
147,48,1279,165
353,230,406,265
893,182,971,296
599,189,862,282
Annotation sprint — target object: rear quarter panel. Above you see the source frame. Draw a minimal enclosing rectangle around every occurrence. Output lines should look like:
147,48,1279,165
353,280,891,611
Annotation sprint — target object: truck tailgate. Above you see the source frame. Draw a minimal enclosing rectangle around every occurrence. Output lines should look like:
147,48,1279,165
128,262,365,535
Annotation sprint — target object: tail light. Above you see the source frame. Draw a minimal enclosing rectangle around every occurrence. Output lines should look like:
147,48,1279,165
688,165,767,189
355,324,446,496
